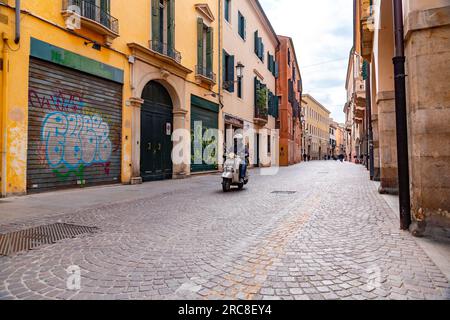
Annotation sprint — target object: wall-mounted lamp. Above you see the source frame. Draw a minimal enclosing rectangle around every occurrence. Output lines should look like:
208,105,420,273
84,41,101,51
236,62,245,78
223,63,245,90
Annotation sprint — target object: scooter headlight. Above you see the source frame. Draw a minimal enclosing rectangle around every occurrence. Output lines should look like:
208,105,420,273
224,166,234,173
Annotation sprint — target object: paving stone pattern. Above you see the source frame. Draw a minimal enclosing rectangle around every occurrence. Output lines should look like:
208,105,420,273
0,162,448,300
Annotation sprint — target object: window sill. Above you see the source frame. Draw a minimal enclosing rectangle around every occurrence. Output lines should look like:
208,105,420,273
238,35,246,42
195,74,217,86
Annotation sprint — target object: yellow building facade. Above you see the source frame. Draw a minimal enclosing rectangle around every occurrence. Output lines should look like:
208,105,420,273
302,94,331,160
0,0,221,196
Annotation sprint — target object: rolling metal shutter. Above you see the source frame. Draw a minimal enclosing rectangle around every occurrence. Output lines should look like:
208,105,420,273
190,95,219,173
27,57,122,193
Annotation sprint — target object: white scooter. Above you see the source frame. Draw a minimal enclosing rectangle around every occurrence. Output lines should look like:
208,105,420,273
222,153,249,192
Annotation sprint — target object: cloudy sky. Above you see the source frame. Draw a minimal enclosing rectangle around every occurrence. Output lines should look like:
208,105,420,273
260,0,353,123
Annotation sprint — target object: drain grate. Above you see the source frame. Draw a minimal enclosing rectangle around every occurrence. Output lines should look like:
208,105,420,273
271,191,297,195
0,223,98,256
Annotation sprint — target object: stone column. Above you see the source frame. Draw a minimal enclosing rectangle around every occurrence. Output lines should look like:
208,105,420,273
405,5,450,234
172,109,189,179
377,91,398,194
129,97,144,185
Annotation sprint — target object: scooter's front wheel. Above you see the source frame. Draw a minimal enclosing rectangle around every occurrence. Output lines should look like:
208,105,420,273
222,179,231,192
238,178,245,190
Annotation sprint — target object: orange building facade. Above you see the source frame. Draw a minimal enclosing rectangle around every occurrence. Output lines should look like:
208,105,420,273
276,36,303,166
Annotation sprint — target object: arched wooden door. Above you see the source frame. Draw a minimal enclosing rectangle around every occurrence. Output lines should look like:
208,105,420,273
140,81,173,181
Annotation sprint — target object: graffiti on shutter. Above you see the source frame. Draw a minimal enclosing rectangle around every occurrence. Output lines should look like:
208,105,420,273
27,58,122,192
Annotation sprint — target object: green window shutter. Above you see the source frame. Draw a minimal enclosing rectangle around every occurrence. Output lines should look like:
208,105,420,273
224,0,230,22
223,50,227,84
100,0,110,13
274,61,279,78
167,0,175,50
288,79,293,103
206,27,213,73
228,55,235,93
259,41,264,61
243,16,246,39
238,13,246,40
151,0,160,44
238,12,241,35
100,0,111,27
197,17,204,69
262,43,265,62
258,39,262,59
268,54,274,72
238,12,243,38
254,31,259,55
362,60,369,80
274,96,279,118
254,77,259,108
268,91,273,116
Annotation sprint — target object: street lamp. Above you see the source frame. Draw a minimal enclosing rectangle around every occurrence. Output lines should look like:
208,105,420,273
224,63,245,90
236,63,245,79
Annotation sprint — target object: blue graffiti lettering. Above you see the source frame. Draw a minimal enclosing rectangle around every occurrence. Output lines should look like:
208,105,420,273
41,112,112,169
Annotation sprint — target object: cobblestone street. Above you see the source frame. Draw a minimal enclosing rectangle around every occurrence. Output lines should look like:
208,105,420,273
0,162,449,300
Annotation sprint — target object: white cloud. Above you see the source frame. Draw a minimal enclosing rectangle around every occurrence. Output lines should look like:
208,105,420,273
260,0,353,123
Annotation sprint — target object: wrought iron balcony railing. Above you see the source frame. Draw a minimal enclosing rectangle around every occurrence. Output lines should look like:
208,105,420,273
195,65,217,83
150,40,182,64
63,0,119,34
255,104,268,122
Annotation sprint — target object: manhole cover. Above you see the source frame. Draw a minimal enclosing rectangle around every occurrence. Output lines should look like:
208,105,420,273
0,223,98,256
271,191,297,195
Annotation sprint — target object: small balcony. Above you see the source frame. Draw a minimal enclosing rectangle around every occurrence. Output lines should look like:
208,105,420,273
62,0,119,46
150,40,182,64
254,104,268,127
355,79,366,99
195,65,216,85
360,0,375,61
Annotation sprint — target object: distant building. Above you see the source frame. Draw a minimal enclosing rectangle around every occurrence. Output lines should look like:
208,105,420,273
344,49,367,166
222,0,280,168
302,95,331,160
276,36,303,166
335,123,346,157
329,121,338,158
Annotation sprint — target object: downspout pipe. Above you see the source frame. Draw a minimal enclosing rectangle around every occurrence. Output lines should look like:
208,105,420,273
218,0,223,109
366,63,374,180
14,0,21,44
1,35,9,197
392,0,411,230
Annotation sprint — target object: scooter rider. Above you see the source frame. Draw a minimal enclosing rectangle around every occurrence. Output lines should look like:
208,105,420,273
239,144,249,181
